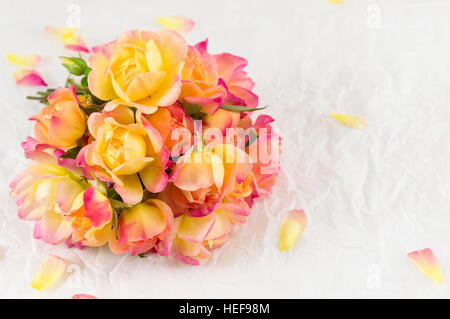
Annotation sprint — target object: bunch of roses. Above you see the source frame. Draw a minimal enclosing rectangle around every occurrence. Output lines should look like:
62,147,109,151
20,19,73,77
10,29,281,265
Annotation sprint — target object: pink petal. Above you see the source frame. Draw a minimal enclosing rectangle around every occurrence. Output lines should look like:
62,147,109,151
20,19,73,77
72,294,97,299
253,114,274,127
14,69,47,86
408,248,444,284
214,53,252,88
45,26,89,53
65,45,89,53
83,186,113,228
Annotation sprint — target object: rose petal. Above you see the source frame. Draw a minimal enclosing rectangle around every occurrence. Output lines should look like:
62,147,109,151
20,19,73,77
72,294,97,299
279,209,307,251
139,147,169,193
174,151,216,191
205,211,232,241
5,54,41,67
177,214,216,243
114,174,143,205
329,113,366,130
328,0,344,3
45,26,89,53
56,178,85,213
30,255,67,291
14,69,47,86
83,186,113,228
140,113,164,153
408,248,444,284
155,16,195,33
214,53,250,87
88,53,116,100
118,201,168,244
33,210,73,245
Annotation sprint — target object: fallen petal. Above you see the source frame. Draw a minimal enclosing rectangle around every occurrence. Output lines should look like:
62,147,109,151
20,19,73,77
72,294,97,299
14,69,47,86
45,26,89,53
408,248,444,284
156,16,195,33
328,0,344,3
30,255,67,290
5,54,41,67
329,113,366,129
279,209,307,251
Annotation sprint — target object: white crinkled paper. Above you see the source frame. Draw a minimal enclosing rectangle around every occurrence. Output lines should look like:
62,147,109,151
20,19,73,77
1,0,450,298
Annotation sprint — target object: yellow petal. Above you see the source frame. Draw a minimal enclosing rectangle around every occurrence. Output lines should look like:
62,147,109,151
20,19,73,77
31,255,67,290
279,209,307,251
329,113,366,129
328,0,344,4
5,54,41,67
408,248,444,284
155,16,195,33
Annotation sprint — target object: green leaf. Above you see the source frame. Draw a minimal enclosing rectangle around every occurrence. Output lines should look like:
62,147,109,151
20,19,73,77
220,104,268,112
60,56,89,76
60,146,82,159
106,188,122,201
245,129,259,147
80,75,88,88
81,105,103,116
181,103,207,120
90,94,106,105
111,207,119,239
26,96,48,104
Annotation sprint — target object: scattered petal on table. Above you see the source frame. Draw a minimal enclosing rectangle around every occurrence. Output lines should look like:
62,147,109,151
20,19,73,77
5,54,41,67
279,209,307,251
72,294,97,299
408,248,444,284
329,113,366,130
14,69,47,86
155,16,195,33
45,26,89,53
328,0,344,4
30,255,67,290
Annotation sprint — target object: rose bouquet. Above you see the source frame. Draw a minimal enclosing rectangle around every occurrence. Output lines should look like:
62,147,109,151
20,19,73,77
9,29,281,265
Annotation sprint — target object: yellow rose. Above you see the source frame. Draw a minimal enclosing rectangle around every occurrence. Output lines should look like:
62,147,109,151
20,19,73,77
88,29,188,114
78,106,169,205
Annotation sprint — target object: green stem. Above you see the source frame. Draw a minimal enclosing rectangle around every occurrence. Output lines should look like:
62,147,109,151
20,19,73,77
220,104,268,112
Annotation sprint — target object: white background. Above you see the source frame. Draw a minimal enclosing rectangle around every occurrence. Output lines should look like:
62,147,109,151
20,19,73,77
1,0,450,298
